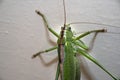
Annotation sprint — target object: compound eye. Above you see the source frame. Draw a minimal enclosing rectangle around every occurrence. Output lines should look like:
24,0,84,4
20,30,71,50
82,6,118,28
68,27,71,30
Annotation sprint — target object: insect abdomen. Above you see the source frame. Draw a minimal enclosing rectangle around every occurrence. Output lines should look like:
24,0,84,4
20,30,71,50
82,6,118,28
63,42,76,80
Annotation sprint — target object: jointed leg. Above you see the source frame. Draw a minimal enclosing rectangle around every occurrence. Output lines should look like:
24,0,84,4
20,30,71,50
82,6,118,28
75,29,106,40
77,48,118,80
55,63,60,80
32,46,57,58
74,29,106,51
88,32,98,51
35,10,59,38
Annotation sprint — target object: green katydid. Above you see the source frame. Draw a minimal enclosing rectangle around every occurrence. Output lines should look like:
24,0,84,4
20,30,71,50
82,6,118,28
32,0,120,80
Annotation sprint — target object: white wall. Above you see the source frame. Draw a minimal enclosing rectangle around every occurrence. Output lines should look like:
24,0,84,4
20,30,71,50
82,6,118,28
0,0,120,80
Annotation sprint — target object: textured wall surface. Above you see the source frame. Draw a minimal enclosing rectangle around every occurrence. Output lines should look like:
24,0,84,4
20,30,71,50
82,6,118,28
0,0,120,80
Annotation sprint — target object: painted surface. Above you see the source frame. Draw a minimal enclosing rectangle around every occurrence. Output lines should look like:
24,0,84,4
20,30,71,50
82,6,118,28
0,0,120,80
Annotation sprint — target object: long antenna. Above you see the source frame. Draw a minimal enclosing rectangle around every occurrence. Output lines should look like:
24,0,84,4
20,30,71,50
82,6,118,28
69,22,120,28
58,0,67,80
63,0,67,28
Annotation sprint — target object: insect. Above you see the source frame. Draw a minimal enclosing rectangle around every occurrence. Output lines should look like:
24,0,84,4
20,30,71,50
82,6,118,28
32,0,120,80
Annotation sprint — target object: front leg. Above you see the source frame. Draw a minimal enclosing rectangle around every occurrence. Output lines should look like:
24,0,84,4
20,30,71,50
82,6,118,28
35,10,59,38
32,46,57,58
